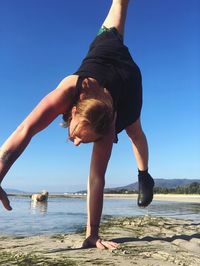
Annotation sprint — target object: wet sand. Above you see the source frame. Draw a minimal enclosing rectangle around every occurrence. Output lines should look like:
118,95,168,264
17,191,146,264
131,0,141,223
0,215,200,266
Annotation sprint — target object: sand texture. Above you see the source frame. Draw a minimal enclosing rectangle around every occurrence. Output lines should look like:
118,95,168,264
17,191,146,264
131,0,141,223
0,215,200,266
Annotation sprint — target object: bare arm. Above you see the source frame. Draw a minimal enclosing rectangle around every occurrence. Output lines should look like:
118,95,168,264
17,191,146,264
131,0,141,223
0,75,76,209
83,118,118,249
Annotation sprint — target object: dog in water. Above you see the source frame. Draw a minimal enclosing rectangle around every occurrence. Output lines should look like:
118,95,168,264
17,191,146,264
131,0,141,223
31,190,49,202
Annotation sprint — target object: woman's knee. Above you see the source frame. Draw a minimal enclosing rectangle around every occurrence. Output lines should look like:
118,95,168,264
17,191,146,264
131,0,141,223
125,119,144,141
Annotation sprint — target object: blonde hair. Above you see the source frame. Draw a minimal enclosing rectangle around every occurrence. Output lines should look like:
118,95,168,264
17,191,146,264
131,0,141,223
62,98,114,136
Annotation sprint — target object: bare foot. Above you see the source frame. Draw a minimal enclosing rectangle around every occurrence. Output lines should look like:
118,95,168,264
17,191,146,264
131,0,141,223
82,236,119,250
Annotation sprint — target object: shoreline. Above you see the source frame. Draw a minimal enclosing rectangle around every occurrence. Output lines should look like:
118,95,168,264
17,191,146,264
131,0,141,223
8,193,200,203
104,193,200,203
1,215,200,266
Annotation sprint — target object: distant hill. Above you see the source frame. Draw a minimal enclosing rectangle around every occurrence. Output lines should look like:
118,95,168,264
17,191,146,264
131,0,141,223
77,178,200,194
5,188,26,194
104,178,200,193
5,179,200,195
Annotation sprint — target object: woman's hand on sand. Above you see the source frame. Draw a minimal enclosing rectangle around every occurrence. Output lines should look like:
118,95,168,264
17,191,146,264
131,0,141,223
0,186,12,211
82,236,119,250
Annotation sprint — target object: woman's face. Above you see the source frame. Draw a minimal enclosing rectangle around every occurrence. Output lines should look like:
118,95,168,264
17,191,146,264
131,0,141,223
68,115,101,146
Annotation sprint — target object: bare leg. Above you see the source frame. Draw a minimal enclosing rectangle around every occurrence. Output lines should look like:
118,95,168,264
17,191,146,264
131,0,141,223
126,118,149,171
102,0,130,36
126,118,154,207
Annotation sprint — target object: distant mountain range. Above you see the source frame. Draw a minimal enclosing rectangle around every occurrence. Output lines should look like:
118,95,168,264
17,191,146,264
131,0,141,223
5,188,27,194
5,179,200,194
104,178,200,193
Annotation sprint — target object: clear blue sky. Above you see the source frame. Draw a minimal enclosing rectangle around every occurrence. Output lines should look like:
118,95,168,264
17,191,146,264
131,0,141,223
0,0,199,192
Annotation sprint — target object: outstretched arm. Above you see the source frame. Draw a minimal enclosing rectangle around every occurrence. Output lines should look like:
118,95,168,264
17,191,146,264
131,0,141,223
82,117,118,250
0,76,76,210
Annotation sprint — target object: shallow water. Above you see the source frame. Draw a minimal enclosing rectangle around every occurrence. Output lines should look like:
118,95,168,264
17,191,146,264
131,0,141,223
0,196,199,236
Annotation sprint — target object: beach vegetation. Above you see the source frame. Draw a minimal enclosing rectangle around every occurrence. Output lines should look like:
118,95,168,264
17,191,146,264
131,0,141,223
154,182,200,194
0,251,77,266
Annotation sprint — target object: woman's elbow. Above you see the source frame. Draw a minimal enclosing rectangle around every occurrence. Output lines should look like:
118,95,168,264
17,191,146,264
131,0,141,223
15,123,33,139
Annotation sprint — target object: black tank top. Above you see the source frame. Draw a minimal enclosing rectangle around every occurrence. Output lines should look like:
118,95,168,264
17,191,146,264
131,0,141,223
74,28,142,141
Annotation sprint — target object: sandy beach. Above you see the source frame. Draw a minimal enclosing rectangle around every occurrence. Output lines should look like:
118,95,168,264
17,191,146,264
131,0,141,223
0,214,200,266
154,194,200,203
104,193,200,203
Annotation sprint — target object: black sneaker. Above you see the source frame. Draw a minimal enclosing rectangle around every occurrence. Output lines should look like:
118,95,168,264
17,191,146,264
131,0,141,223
137,173,154,207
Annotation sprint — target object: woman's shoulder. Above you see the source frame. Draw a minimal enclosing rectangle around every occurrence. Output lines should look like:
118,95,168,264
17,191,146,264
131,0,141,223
49,75,80,115
57,75,79,90
56,75,80,101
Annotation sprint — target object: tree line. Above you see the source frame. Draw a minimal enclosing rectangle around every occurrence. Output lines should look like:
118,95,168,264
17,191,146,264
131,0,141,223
154,182,200,194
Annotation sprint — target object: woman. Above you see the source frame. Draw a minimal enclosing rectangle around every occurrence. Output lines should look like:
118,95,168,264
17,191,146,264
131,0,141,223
0,0,154,249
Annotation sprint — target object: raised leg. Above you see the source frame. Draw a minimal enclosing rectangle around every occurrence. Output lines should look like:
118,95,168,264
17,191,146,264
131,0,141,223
126,118,149,171
126,118,155,207
101,0,130,36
